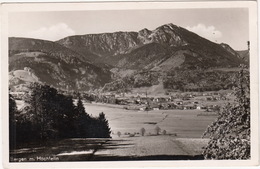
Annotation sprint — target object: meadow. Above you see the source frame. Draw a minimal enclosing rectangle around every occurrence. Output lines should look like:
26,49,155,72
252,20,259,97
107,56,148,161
84,102,217,138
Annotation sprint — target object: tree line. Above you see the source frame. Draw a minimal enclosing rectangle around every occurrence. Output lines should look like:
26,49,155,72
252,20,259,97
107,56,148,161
9,83,111,149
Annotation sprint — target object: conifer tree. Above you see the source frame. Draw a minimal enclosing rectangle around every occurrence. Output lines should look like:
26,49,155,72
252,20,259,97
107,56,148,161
76,95,88,117
75,95,91,137
97,112,111,138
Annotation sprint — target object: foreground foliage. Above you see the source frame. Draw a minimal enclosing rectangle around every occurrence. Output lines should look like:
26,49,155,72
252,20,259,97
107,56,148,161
9,83,111,149
202,66,250,159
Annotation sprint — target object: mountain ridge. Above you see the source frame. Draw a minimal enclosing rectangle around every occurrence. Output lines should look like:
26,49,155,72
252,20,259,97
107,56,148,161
57,23,245,70
9,23,246,92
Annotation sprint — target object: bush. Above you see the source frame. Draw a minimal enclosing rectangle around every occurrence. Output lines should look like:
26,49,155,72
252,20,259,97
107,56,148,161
117,131,121,137
202,66,250,159
129,133,135,137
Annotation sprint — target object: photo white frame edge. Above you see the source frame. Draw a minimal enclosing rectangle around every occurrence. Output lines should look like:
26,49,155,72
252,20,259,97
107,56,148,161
1,1,258,168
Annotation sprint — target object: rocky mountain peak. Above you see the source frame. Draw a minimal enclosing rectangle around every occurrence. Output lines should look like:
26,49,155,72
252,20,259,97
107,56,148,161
157,23,179,30
138,28,152,36
149,23,187,46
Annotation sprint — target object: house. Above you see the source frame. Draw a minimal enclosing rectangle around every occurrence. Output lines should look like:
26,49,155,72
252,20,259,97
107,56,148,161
139,106,148,111
136,97,151,104
153,97,167,103
183,105,196,110
196,105,206,110
175,100,183,105
161,103,170,109
176,105,184,110
168,102,177,109
169,96,176,101
206,97,212,101
10,92,25,100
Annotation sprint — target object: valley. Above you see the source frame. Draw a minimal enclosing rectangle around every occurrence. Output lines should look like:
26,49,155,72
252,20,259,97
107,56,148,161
10,101,217,161
9,22,249,161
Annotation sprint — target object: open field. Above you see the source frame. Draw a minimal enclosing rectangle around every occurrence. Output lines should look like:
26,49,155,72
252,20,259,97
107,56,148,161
84,102,217,138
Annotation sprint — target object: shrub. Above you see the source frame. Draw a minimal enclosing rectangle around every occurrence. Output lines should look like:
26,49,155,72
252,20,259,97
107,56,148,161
117,131,121,137
202,66,250,159
129,133,135,137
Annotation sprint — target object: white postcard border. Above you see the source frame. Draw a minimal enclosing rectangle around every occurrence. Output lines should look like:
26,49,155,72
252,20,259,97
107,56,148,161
1,1,259,168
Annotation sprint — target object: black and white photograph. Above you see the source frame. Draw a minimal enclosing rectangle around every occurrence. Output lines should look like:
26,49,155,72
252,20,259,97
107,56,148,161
1,1,259,168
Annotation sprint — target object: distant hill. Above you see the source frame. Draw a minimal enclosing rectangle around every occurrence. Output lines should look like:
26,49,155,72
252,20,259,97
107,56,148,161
236,50,249,63
9,37,112,91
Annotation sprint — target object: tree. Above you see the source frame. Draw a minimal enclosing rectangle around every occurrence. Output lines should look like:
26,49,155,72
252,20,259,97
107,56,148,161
140,127,146,136
23,83,62,140
155,126,161,135
9,93,18,149
10,83,113,148
76,96,86,115
74,95,92,137
21,83,77,140
162,130,167,135
97,112,111,138
203,65,250,159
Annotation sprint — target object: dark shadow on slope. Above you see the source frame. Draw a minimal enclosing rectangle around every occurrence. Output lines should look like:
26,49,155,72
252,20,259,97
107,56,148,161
10,138,134,162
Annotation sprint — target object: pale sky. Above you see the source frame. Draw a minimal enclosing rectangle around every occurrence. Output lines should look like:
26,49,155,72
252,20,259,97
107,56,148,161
9,8,249,50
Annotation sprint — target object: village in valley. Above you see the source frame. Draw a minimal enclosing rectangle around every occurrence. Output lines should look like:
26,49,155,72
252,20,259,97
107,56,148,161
12,89,234,114
81,90,233,113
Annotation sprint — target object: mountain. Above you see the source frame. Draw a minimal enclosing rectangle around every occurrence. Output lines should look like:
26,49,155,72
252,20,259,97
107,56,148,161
10,23,246,93
56,23,245,93
57,23,244,71
9,37,112,91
